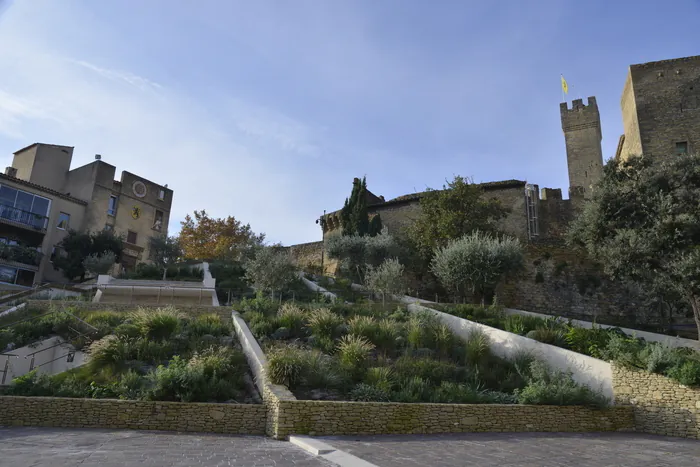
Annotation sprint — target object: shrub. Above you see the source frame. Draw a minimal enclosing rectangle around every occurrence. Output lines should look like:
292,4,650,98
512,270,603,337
504,314,542,335
464,329,492,366
364,367,395,393
666,359,700,386
267,346,309,387
128,307,182,340
598,333,647,369
87,335,130,373
350,383,389,402
392,357,464,385
144,347,246,403
393,376,431,403
515,361,609,408
277,304,308,337
307,308,344,340
564,326,611,358
336,335,375,375
187,313,231,337
526,327,567,347
431,230,523,303
239,296,278,316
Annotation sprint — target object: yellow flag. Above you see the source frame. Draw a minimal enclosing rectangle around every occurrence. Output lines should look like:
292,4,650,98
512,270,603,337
561,75,569,94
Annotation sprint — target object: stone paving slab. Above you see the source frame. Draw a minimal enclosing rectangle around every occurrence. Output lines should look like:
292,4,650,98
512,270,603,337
318,432,700,467
0,427,334,467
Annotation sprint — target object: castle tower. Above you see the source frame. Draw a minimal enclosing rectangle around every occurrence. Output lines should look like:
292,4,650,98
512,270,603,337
560,97,604,198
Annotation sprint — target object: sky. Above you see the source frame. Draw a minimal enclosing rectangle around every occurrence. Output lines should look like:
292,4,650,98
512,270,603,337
0,0,698,246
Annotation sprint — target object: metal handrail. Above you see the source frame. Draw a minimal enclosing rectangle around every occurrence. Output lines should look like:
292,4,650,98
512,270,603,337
0,202,49,230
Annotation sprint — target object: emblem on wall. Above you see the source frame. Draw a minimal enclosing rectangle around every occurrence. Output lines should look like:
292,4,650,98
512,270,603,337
131,206,141,219
132,180,147,198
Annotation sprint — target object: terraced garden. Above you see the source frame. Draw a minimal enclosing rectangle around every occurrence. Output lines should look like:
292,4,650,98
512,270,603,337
0,305,259,403
433,303,700,387
239,297,609,406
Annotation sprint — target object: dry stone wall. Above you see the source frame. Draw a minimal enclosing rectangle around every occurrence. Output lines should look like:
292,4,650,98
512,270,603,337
272,400,633,438
613,366,700,439
0,396,266,434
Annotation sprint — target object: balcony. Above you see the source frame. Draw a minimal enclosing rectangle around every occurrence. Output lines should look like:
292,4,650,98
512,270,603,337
0,203,49,232
0,244,43,268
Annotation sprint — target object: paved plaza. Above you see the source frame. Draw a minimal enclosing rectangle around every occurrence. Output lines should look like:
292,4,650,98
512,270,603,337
320,432,700,467
2,427,700,466
0,427,333,467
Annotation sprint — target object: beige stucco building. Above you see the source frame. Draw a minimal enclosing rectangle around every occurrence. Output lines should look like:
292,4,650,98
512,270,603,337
0,143,173,286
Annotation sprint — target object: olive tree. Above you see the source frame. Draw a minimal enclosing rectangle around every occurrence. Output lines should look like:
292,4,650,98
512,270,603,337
82,251,117,276
431,230,524,304
326,227,397,283
244,246,298,299
364,258,407,305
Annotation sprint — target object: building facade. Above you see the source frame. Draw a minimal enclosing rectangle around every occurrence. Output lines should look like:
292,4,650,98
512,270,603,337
0,143,173,286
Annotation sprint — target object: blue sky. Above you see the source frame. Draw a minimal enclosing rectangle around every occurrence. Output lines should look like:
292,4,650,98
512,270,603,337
0,0,698,246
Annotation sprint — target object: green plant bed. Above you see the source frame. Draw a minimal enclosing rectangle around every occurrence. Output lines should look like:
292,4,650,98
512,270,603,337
433,303,700,388
239,297,608,407
0,306,259,404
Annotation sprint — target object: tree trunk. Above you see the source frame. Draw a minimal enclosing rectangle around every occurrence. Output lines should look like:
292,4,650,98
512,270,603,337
689,294,700,341
162,268,167,281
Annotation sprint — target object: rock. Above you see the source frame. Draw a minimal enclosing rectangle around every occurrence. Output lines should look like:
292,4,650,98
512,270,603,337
220,336,235,347
271,327,291,340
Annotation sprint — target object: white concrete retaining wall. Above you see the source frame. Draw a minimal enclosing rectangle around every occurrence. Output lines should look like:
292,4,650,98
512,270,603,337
299,275,337,301
503,307,700,352
231,311,268,393
408,303,615,401
1,337,86,385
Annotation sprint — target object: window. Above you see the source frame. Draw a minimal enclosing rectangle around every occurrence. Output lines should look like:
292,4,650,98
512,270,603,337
158,189,165,200
0,185,51,229
107,195,118,216
56,212,70,230
676,141,689,155
127,230,138,244
153,210,164,231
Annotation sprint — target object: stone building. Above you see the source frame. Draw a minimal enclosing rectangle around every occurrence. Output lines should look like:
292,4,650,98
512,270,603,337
288,54,700,330
0,143,173,286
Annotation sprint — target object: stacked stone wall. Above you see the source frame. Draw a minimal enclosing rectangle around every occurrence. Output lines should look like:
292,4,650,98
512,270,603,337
613,366,700,439
0,396,266,434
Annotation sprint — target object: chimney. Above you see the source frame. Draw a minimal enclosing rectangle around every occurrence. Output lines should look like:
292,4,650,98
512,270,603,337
95,154,102,160
5,167,17,177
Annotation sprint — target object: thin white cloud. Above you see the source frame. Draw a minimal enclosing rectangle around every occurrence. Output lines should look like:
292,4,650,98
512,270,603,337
0,1,331,245
70,60,163,92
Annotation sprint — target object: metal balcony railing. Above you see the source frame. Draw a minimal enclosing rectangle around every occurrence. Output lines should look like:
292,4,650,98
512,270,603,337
0,244,43,267
0,203,49,230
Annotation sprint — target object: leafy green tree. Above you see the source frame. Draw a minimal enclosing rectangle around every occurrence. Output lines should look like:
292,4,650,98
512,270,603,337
53,230,123,281
82,251,117,276
340,177,383,237
326,228,398,283
409,176,509,261
431,230,523,304
364,258,407,305
149,234,183,280
567,153,700,339
244,246,298,298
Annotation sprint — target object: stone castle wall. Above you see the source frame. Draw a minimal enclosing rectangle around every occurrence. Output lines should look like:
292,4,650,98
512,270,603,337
613,366,700,440
287,241,324,272
621,56,700,161
0,396,266,434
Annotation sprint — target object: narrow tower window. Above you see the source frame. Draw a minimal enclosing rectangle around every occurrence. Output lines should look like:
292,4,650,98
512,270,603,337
676,141,688,155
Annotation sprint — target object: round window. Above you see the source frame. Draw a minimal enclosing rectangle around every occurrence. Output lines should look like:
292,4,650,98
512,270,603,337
132,181,147,198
